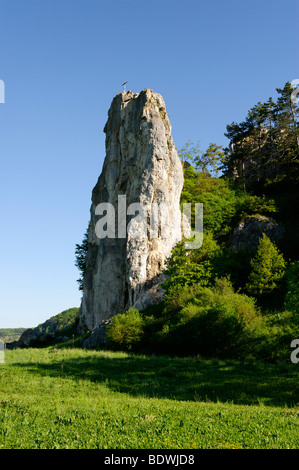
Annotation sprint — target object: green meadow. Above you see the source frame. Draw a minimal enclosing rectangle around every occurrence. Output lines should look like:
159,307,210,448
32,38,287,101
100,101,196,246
0,347,298,449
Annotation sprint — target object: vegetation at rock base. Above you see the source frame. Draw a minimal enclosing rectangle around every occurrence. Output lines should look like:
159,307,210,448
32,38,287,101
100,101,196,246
106,81,299,362
106,308,144,351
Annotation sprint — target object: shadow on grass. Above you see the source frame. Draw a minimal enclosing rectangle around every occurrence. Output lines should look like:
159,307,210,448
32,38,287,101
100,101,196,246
13,350,299,407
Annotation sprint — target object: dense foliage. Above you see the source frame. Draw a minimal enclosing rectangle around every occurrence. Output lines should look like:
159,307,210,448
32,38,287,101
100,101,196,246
75,229,89,290
223,82,299,190
246,233,286,297
33,308,80,338
107,82,299,362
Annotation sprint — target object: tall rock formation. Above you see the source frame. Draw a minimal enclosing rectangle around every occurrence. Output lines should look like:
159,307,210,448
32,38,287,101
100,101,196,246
79,89,185,332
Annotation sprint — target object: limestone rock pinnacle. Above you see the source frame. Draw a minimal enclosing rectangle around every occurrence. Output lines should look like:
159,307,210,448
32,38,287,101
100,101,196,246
79,89,185,332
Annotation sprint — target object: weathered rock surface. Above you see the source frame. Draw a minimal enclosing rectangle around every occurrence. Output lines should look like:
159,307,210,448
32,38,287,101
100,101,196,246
81,320,110,349
79,89,185,332
6,328,56,349
231,215,284,252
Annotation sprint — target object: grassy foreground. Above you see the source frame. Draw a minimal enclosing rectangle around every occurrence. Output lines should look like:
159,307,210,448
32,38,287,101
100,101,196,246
0,348,299,449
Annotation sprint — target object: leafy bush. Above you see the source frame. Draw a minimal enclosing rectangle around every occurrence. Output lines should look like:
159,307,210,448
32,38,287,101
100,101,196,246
181,166,237,237
163,232,223,293
250,309,298,362
149,278,262,359
236,194,278,219
106,308,144,351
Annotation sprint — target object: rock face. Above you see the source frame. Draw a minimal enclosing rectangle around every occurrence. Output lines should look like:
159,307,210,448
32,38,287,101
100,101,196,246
79,89,185,332
6,328,56,349
231,215,285,252
81,320,110,349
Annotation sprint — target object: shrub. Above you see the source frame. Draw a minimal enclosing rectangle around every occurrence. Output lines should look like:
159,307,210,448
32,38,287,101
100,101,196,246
251,309,298,361
180,166,238,237
236,194,278,219
155,278,262,358
106,308,144,351
163,232,223,293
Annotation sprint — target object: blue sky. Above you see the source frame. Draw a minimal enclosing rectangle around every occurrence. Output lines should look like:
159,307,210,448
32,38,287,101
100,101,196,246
0,0,298,328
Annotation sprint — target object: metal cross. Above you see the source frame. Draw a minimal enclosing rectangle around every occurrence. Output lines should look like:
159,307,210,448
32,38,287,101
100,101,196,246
122,81,128,92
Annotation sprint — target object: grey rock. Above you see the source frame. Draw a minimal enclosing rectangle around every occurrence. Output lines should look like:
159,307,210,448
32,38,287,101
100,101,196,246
79,89,185,332
231,215,284,252
17,328,39,347
82,321,110,349
133,274,167,311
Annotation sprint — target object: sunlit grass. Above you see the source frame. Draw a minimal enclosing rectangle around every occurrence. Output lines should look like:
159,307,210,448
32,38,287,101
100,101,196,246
0,348,298,449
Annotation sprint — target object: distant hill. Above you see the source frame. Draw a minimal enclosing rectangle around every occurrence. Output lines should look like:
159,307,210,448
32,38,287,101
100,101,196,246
33,307,80,337
0,328,26,344
6,307,80,348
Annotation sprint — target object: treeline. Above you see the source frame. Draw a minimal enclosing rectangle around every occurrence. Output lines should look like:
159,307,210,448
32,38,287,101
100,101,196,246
223,82,299,191
0,328,26,343
33,307,80,336
6,308,81,349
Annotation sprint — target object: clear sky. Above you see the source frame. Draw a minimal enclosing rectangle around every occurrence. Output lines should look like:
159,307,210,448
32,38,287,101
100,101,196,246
0,0,298,328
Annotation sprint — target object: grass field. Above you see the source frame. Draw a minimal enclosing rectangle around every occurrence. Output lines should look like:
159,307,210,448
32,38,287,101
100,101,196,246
0,347,299,449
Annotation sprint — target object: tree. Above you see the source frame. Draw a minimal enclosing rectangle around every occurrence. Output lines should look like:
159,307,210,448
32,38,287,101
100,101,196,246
178,141,224,177
274,82,299,180
246,233,286,297
224,119,252,191
180,164,238,237
178,140,201,165
223,82,299,188
162,232,223,293
106,308,144,351
276,82,299,140
199,142,224,177
75,228,89,290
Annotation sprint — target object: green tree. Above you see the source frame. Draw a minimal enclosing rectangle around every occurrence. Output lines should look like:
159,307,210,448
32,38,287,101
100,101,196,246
178,140,201,165
180,164,238,237
75,228,89,290
163,232,223,294
178,141,224,177
200,142,225,177
223,82,299,188
246,234,286,297
106,308,144,351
